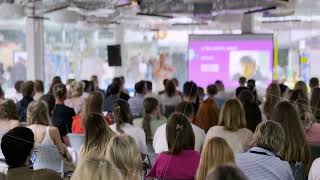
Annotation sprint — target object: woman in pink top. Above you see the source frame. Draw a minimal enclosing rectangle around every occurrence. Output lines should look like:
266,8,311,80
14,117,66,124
295,98,320,144
146,113,200,180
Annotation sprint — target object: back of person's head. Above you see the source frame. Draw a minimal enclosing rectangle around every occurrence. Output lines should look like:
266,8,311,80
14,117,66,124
113,99,132,133
83,92,104,117
183,81,198,98
21,81,35,97
215,80,225,91
70,81,84,98
48,76,62,95
107,83,121,96
142,97,159,138
82,80,95,93
247,79,255,89
175,101,194,119
218,99,246,131
53,83,67,100
112,77,123,87
172,78,179,87
145,81,152,92
1,127,34,168
40,94,55,117
294,81,308,98
27,100,50,126
254,121,285,154
289,89,307,102
66,79,75,86
196,137,235,180
71,158,123,180
165,80,176,97
91,75,99,88
271,101,310,168
310,87,320,118
206,165,247,180
238,90,254,105
264,83,281,120
106,135,142,180
309,77,319,89
163,79,169,87
82,113,114,159
207,84,218,96
134,81,146,94
14,80,24,93
239,77,247,86
198,87,205,98
34,80,44,93
0,99,19,120
166,113,195,154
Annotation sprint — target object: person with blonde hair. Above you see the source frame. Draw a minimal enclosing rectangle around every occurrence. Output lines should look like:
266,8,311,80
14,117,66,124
65,81,85,114
262,83,281,120
271,101,310,179
205,99,253,153
71,158,123,180
236,121,293,180
106,135,142,180
80,113,114,160
27,100,72,162
196,137,235,180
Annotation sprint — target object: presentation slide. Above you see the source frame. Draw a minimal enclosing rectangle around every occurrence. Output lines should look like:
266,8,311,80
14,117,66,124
188,34,274,89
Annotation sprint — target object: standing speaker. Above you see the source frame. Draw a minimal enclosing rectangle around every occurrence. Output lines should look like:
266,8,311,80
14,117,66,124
107,45,122,66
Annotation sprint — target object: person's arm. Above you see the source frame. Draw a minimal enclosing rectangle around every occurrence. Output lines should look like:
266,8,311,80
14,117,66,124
50,127,72,162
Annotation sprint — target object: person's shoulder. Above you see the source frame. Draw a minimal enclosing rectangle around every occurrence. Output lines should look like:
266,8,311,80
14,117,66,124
34,169,62,180
207,126,223,133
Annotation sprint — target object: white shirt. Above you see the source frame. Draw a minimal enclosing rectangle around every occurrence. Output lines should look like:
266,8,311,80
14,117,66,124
205,126,253,153
309,158,320,180
159,94,182,107
153,123,205,154
110,123,148,154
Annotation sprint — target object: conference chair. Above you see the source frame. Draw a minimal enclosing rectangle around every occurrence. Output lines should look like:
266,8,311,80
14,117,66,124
33,144,64,178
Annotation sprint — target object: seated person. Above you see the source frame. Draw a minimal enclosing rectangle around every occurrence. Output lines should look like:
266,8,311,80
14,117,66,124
1,127,62,180
207,165,247,180
236,121,294,180
153,102,205,154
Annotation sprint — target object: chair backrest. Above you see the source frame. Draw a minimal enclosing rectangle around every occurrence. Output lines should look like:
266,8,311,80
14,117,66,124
164,105,176,118
33,144,64,174
310,144,320,164
67,133,85,153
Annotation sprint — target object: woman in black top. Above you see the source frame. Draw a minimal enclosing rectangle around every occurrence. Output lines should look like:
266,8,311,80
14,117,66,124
52,83,76,143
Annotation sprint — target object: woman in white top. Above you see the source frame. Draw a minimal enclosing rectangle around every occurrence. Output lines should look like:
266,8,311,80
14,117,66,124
65,81,85,114
159,80,182,107
110,99,148,156
205,99,253,153
27,100,71,162
309,158,320,180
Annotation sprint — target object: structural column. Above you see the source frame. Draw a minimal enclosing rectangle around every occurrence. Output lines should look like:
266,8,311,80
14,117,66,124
26,18,44,80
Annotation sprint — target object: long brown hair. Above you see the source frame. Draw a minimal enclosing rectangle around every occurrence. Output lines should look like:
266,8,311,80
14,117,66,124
196,137,235,180
294,81,308,99
142,97,159,139
165,80,177,97
166,113,195,155
27,101,50,126
112,99,132,133
82,92,104,125
310,87,320,118
218,99,246,131
271,101,310,173
263,83,281,120
82,113,114,159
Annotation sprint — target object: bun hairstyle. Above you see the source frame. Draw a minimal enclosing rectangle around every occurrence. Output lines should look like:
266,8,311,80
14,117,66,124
53,83,67,100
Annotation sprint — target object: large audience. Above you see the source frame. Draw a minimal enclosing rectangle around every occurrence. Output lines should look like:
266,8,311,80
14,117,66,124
0,75,319,180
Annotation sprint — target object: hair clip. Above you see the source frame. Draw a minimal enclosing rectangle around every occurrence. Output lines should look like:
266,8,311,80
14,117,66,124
99,161,106,167
176,124,183,131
